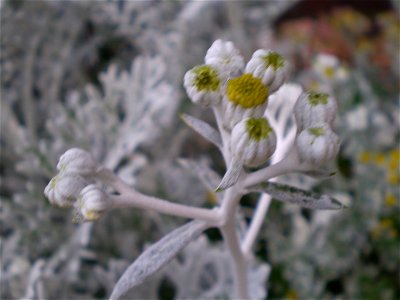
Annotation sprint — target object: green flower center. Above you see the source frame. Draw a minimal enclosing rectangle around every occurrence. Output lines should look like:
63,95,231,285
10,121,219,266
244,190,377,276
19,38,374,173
262,52,285,70
323,66,335,78
50,175,59,189
246,118,273,141
226,74,268,108
308,127,325,137
193,65,220,92
308,91,329,106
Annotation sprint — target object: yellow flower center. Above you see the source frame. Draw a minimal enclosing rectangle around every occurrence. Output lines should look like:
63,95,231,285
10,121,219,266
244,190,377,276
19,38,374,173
84,210,102,221
246,118,273,141
193,65,220,92
308,91,329,106
226,74,268,108
308,127,325,137
262,52,285,70
323,66,335,79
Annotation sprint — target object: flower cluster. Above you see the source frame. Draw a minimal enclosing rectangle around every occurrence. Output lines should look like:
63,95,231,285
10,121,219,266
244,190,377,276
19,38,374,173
184,40,340,175
43,39,344,300
44,148,110,221
184,40,288,168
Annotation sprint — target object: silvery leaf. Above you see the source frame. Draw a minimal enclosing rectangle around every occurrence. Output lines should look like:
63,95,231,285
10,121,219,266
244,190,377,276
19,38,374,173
177,158,221,189
246,181,347,210
109,220,208,300
180,113,222,150
177,158,223,201
216,160,243,192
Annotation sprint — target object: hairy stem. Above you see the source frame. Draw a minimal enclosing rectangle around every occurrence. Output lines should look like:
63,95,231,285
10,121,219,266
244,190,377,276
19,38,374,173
97,166,221,224
243,147,305,188
221,219,249,298
243,103,298,256
219,183,249,298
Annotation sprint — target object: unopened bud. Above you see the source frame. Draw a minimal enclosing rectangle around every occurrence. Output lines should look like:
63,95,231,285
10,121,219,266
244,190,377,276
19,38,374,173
230,117,276,167
57,148,97,176
296,123,340,166
245,50,288,94
205,39,244,79
293,91,338,131
44,173,88,208
78,184,110,221
184,64,222,107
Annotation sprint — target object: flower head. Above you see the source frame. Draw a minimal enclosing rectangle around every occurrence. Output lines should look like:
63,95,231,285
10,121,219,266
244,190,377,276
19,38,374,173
44,173,88,208
245,49,288,93
57,148,97,176
230,117,276,167
313,53,348,81
77,184,110,221
184,64,221,107
296,123,340,166
205,39,244,79
294,91,338,131
222,74,269,129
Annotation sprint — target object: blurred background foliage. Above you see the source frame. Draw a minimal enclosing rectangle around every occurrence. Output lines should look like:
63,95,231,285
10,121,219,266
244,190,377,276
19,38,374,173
1,0,399,299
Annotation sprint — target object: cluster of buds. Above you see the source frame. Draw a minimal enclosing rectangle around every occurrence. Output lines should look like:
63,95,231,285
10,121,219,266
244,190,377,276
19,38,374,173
294,91,340,166
184,40,340,186
184,40,288,170
44,148,110,221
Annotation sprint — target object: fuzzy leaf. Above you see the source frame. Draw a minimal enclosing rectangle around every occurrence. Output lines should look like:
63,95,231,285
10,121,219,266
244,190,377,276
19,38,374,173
178,158,223,203
177,158,221,192
216,160,243,192
246,181,346,210
180,113,222,150
109,220,208,300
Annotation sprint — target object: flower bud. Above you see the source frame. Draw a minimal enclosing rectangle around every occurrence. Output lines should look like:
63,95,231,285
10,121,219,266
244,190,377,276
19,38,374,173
77,184,110,221
245,50,288,94
222,74,269,129
205,39,244,79
44,173,88,208
230,117,276,167
296,123,340,166
57,148,97,176
313,53,348,81
183,64,222,107
293,91,338,131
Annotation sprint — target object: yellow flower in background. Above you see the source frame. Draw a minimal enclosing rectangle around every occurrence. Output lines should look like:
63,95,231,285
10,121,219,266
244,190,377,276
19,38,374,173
384,193,397,207
373,153,386,166
358,151,372,164
286,289,299,300
371,218,397,239
387,172,400,185
389,149,400,170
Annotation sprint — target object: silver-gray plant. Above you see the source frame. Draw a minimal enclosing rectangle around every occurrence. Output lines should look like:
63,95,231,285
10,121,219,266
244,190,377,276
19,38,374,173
45,40,346,299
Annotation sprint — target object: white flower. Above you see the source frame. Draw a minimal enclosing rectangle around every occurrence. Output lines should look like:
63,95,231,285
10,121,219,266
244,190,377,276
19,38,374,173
222,73,269,129
345,105,368,130
230,117,276,167
205,39,244,79
293,91,338,131
57,148,97,176
183,64,222,107
44,173,88,208
245,49,288,94
77,184,110,221
296,123,340,166
313,53,348,81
